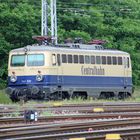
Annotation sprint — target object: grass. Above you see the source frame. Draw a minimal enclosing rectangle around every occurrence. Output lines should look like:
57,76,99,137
130,86,140,101
0,86,140,105
0,90,12,104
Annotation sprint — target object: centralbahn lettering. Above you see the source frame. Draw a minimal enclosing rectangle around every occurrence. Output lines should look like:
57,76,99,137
81,66,105,75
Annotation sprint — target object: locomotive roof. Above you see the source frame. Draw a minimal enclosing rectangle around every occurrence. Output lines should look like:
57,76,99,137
11,44,129,55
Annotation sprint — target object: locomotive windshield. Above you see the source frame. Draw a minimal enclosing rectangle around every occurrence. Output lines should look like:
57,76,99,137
11,54,44,67
27,54,44,66
11,55,25,66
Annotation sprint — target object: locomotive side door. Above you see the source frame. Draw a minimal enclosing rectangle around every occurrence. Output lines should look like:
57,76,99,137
123,57,128,87
52,53,63,86
56,54,63,86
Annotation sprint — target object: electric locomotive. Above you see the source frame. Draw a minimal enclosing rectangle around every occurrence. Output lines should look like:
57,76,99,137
6,42,133,101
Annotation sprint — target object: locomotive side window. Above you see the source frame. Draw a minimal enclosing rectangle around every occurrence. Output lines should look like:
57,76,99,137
11,55,25,67
102,56,106,64
112,57,117,65
91,56,95,64
27,54,44,66
96,56,101,64
57,54,61,66
79,55,84,64
74,55,78,63
68,55,72,63
127,57,130,68
107,56,112,65
85,55,90,64
62,54,67,63
118,57,122,65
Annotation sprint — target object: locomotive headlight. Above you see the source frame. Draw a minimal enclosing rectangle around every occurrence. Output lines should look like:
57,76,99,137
10,75,17,83
36,74,44,82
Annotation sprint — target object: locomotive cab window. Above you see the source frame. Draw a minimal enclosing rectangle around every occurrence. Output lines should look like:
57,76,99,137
27,54,44,66
11,55,25,67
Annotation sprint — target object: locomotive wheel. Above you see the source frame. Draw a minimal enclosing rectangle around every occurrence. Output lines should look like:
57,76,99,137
49,91,70,100
118,92,130,99
99,93,106,99
19,95,28,102
72,92,87,100
49,92,63,100
99,92,115,99
10,95,19,102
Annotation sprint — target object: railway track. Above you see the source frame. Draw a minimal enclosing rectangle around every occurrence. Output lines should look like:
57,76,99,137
1,102,140,139
1,118,140,139
2,124,140,140
8,128,140,140
1,111,140,125
2,104,140,117
2,102,140,110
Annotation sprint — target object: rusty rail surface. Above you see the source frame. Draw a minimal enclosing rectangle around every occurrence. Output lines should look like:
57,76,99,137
1,105,140,118
1,111,140,125
0,118,140,139
1,102,140,139
4,126,140,140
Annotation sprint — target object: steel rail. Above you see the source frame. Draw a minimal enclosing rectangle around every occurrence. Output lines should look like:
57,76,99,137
0,116,139,129
1,112,140,124
2,102,140,110
1,118,140,139
1,106,140,117
6,126,140,140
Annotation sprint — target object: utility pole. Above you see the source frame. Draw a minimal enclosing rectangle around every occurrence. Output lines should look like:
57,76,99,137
41,0,48,36
41,0,57,44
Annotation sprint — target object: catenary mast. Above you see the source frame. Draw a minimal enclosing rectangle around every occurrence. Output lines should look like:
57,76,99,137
41,0,57,44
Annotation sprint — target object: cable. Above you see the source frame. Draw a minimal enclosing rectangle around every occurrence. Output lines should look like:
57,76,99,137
57,7,139,14
1,0,139,22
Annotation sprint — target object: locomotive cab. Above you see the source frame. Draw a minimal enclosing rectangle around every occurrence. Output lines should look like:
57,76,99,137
6,47,50,101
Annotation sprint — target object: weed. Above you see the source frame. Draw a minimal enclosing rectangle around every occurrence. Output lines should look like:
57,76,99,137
0,90,12,104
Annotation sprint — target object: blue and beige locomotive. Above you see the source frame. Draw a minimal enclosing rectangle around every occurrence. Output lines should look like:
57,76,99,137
6,42,133,101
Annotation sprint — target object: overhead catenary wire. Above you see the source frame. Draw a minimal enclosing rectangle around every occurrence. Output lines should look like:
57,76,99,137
1,0,140,22
1,0,140,6
1,0,139,14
